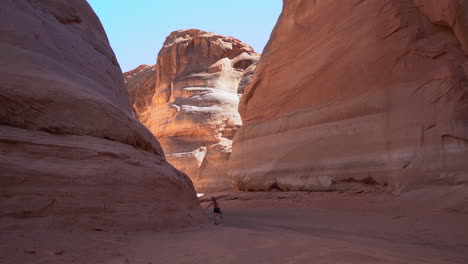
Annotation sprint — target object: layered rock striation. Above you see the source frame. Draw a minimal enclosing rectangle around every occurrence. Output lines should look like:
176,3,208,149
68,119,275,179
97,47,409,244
228,0,468,192
0,0,203,230
125,29,259,192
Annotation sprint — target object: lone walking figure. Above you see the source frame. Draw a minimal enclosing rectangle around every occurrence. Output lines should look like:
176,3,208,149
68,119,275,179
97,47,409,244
205,197,223,225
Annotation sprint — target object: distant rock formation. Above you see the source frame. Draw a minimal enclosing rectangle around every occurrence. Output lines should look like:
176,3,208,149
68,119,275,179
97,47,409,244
0,0,204,230
228,0,468,192
124,64,157,115
125,29,259,192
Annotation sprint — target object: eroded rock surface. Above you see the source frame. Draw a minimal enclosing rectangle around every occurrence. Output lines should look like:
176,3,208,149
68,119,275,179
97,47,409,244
124,64,157,116
0,0,203,230
228,0,468,192
125,29,259,192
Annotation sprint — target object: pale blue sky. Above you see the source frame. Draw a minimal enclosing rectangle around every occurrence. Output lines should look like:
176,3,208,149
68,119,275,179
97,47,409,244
87,0,283,72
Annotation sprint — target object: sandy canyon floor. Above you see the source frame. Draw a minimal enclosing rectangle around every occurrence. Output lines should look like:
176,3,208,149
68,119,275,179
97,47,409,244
2,187,468,264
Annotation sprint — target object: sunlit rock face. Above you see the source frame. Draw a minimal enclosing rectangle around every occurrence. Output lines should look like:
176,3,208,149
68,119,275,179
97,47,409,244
228,0,468,192
0,0,204,230
125,29,259,192
124,64,157,116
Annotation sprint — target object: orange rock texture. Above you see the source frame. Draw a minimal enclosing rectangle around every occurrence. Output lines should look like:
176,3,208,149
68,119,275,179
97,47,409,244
0,0,204,230
125,29,259,192
228,0,468,192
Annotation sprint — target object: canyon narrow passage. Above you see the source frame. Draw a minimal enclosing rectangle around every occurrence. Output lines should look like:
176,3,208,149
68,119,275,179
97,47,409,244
2,0,467,263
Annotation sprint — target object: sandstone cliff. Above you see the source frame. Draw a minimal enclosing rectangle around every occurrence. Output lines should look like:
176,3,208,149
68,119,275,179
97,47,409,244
228,0,468,192
125,29,259,192
0,0,204,230
124,64,157,116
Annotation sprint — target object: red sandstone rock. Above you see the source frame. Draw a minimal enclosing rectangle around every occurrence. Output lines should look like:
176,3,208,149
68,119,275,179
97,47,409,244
124,64,157,115
228,0,468,192
0,0,204,230
125,29,259,192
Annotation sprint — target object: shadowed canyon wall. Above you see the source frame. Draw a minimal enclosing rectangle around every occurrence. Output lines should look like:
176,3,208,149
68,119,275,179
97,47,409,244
125,29,259,192
228,0,468,192
0,0,204,230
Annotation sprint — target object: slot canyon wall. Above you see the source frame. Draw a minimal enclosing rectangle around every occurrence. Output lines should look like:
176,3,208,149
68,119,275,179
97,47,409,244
0,0,204,230
228,0,468,192
125,29,259,192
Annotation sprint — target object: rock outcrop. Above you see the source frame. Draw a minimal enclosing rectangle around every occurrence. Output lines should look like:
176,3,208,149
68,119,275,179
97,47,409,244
228,0,468,192
124,64,157,116
0,0,203,230
125,29,259,192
